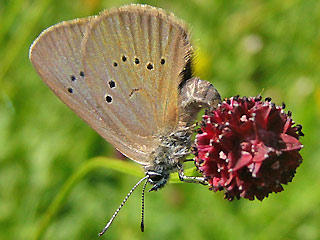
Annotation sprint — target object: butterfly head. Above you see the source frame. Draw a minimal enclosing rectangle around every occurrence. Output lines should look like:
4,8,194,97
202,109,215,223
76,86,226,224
146,170,170,191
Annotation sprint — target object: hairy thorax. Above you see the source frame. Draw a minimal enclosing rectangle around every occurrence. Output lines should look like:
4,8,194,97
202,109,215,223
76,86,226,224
145,128,192,190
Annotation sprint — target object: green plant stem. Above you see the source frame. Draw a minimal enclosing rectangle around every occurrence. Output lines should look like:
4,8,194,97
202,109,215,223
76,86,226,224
33,157,141,240
33,157,198,240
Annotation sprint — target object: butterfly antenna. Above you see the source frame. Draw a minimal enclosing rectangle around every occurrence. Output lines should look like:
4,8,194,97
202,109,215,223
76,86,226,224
99,175,149,236
140,177,148,232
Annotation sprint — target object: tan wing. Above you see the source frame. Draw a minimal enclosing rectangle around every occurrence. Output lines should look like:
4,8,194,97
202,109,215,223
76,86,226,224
81,5,192,157
29,16,153,164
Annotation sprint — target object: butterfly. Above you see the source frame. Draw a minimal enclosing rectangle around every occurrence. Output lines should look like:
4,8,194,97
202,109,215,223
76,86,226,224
29,4,221,235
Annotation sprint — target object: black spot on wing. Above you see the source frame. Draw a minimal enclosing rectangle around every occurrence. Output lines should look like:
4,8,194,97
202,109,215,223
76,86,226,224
147,63,153,70
109,80,115,88
105,95,112,103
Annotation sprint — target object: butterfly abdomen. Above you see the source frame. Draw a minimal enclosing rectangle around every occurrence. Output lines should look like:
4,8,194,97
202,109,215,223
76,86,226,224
178,77,221,127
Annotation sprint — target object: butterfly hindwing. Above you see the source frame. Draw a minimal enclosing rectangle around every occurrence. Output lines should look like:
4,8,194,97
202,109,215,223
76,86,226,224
81,5,192,159
30,4,192,165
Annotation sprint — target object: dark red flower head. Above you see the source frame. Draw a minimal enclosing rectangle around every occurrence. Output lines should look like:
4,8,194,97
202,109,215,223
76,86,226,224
194,96,304,201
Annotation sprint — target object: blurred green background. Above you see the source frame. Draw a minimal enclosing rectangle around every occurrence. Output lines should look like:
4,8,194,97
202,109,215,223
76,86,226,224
1,0,320,239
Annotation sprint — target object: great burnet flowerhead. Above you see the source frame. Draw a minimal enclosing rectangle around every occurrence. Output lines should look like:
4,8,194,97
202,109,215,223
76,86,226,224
194,96,304,201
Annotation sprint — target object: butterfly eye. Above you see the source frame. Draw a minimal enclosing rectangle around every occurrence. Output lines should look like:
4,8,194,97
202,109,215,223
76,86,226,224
147,171,163,183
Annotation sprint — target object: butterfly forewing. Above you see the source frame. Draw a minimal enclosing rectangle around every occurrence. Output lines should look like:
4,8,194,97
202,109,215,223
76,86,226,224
29,18,105,126
81,5,192,163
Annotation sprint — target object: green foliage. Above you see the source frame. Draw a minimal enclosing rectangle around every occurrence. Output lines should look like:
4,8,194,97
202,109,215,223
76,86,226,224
1,0,319,239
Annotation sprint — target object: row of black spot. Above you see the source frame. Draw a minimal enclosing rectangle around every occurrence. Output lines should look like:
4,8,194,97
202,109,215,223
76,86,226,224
105,79,116,103
105,55,167,104
67,71,115,104
67,55,166,94
113,55,166,70
68,71,85,93
70,71,85,82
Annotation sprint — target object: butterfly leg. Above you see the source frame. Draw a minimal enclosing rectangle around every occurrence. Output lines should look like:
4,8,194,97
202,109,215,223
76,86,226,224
177,164,207,185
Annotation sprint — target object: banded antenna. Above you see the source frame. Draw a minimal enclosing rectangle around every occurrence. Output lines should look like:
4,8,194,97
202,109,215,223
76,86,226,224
99,175,149,236
140,178,148,232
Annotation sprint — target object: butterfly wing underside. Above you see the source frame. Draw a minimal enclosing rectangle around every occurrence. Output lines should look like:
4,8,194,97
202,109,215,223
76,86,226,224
29,5,192,165
82,5,192,157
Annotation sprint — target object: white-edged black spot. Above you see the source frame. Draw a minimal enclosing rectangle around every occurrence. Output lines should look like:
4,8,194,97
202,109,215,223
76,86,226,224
135,58,140,64
68,87,73,93
147,63,153,70
70,75,76,81
105,95,112,103
122,55,127,62
80,71,85,77
113,62,118,67
160,59,165,65
109,80,116,88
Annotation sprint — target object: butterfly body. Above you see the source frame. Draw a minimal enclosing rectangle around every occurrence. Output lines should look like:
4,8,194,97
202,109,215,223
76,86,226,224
145,76,220,190
29,4,220,233
147,128,191,190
